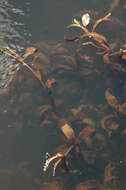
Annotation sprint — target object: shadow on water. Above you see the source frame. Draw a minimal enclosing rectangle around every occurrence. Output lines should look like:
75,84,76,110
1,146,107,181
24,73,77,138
0,0,126,190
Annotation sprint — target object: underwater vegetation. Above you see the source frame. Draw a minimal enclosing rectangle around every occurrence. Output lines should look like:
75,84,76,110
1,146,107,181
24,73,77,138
1,0,126,190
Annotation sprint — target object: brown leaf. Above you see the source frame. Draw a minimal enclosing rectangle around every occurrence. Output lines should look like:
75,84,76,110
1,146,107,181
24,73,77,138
51,43,69,55
119,102,126,115
104,162,117,184
34,70,41,81
101,114,119,136
34,51,50,65
79,54,94,64
103,52,111,64
45,78,56,89
79,126,96,141
105,89,119,110
61,123,76,141
36,104,50,117
23,47,37,59
76,180,101,190
108,0,120,12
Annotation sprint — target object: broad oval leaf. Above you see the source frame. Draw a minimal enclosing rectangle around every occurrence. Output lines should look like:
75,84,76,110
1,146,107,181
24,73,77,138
82,13,90,27
61,123,75,141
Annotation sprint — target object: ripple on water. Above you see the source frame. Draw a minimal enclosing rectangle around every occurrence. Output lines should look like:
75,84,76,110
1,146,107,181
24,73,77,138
0,0,29,90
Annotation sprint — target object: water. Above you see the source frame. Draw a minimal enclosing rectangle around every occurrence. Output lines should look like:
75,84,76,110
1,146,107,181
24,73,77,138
0,0,126,190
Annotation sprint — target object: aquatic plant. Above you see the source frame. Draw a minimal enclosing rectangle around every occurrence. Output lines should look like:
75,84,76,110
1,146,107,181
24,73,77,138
0,46,45,88
43,123,96,176
66,13,112,54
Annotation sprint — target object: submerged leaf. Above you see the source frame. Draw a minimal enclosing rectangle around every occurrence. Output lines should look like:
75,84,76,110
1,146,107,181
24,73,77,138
45,78,56,89
119,102,126,115
23,47,37,59
61,123,76,141
103,52,110,64
36,104,50,117
79,126,96,142
101,115,119,136
76,180,101,190
104,162,117,184
105,89,119,110
82,117,96,127
82,13,90,27
34,70,42,81
120,49,126,60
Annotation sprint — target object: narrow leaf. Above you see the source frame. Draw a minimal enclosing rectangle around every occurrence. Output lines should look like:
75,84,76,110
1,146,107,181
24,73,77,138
92,12,111,31
34,70,41,81
67,24,82,29
23,47,37,59
73,18,80,25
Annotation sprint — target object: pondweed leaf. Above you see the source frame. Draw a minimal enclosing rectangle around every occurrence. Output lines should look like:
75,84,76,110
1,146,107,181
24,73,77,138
79,126,96,142
82,13,90,27
73,18,80,25
34,70,42,81
23,47,37,59
45,78,56,89
61,123,76,141
105,89,119,110
67,23,82,29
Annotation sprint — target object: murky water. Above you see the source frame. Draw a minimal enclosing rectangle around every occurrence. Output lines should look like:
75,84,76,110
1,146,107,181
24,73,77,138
0,0,126,190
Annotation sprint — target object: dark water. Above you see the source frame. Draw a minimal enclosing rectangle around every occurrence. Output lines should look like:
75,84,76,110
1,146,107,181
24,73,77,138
0,0,126,190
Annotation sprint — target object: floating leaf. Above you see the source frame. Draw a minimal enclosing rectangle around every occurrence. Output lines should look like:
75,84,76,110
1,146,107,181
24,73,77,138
82,13,90,27
23,47,37,59
61,123,76,141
